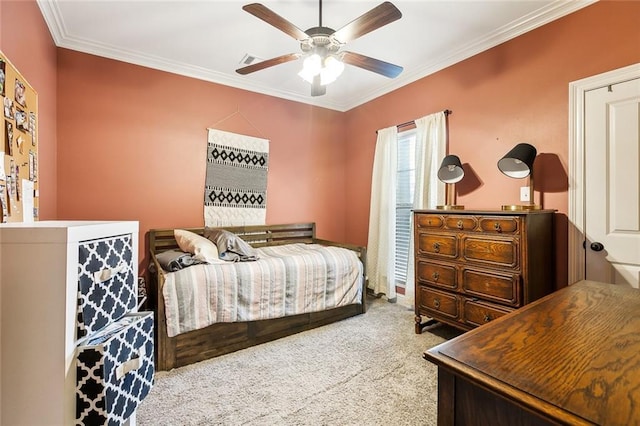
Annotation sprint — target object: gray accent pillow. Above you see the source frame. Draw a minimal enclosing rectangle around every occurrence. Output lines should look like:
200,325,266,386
204,228,259,262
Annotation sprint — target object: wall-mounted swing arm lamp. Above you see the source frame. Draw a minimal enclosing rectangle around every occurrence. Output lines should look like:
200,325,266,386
497,142,541,210
437,155,465,210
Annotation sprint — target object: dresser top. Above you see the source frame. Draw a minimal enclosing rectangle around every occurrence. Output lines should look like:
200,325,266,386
424,280,640,425
413,209,556,215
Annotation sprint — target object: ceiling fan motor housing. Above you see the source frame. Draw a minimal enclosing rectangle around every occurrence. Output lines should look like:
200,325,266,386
301,26,341,56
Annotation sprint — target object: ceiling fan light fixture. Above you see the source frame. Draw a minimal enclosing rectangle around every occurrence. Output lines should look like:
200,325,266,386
305,54,323,74
298,54,322,83
299,54,344,86
320,55,344,85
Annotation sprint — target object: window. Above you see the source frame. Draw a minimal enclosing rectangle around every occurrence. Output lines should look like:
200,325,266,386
395,129,417,290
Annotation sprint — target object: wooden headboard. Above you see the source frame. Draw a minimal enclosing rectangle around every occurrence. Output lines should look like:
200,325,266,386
148,222,366,270
149,222,317,256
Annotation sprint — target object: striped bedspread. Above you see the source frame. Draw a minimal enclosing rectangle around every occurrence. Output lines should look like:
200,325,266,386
162,243,363,337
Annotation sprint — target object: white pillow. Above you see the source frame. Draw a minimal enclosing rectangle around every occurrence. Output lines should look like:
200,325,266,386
174,229,225,264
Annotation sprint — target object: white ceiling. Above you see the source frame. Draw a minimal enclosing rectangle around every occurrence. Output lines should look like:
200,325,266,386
37,0,595,112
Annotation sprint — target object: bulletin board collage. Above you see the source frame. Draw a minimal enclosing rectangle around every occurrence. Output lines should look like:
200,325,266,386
0,51,38,223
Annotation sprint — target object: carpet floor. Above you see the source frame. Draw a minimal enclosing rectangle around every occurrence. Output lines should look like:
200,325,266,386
137,297,461,425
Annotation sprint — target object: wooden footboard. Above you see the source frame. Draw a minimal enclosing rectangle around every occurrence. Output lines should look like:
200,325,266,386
148,223,367,371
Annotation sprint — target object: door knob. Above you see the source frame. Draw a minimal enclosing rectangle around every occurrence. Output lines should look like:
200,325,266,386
590,242,604,252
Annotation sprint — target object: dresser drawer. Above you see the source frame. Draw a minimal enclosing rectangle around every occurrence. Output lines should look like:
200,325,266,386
444,216,477,231
463,298,512,328
77,233,137,339
478,217,519,234
416,260,457,290
417,286,460,320
76,312,154,425
461,236,519,268
462,268,521,306
417,232,458,259
415,214,444,229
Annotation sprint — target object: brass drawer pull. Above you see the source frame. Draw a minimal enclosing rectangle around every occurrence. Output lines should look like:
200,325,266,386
494,222,502,232
433,298,441,309
432,271,440,281
484,313,493,322
433,242,440,253
457,220,464,229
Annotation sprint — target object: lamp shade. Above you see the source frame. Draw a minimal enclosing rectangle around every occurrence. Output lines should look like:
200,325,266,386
497,143,537,178
437,155,464,184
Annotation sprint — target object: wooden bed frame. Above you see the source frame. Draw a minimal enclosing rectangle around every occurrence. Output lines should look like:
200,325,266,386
148,222,367,371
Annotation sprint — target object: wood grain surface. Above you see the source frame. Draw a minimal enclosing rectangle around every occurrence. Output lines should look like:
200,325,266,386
426,280,640,425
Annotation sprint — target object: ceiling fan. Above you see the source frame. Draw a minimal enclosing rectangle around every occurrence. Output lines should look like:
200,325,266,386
236,1,403,97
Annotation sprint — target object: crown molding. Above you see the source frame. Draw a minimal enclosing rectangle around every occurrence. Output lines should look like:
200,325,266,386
343,0,597,110
37,0,597,112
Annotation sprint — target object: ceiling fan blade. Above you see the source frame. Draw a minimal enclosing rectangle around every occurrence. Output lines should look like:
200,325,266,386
243,3,309,41
311,75,326,97
236,53,301,75
332,2,402,44
341,51,403,78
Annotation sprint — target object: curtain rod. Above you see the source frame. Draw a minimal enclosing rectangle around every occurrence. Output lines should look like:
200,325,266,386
376,109,452,134
396,109,452,130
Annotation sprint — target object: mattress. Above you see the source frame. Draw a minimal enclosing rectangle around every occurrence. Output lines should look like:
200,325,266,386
162,243,363,337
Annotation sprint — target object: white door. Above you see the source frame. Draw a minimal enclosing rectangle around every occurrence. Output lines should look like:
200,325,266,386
584,77,640,287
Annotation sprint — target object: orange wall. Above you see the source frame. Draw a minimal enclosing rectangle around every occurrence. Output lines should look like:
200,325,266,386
2,0,639,288
56,50,347,271
0,0,58,219
344,0,640,287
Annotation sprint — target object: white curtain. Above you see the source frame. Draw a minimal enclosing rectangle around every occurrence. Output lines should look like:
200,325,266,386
366,126,398,299
403,112,447,307
367,113,447,303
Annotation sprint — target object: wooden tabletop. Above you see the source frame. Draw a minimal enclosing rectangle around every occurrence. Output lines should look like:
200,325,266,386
424,280,640,425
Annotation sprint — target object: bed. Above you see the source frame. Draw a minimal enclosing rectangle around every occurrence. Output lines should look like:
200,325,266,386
148,223,367,371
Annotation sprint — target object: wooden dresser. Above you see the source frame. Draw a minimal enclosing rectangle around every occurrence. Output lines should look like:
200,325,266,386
424,280,640,425
413,209,555,333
